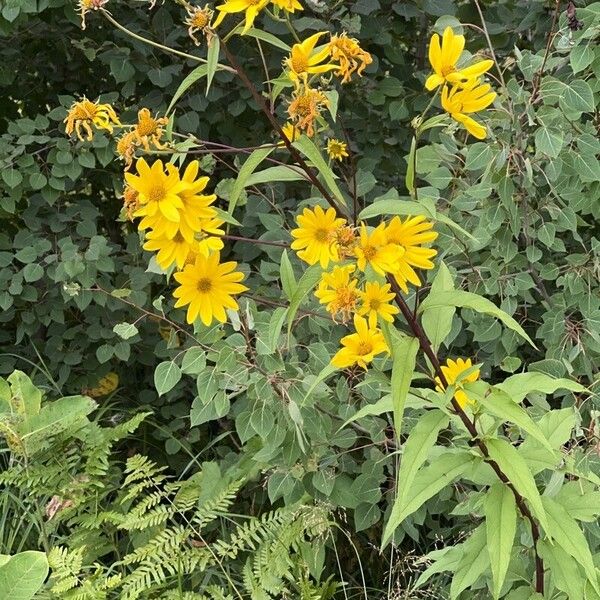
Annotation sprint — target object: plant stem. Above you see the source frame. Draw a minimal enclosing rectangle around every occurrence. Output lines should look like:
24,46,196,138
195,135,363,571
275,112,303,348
219,37,349,219
387,276,544,594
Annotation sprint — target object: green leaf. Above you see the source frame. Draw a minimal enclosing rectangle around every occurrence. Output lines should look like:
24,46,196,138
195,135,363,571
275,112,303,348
484,483,517,599
389,331,419,437
419,290,536,347
293,136,347,208
167,64,209,114
470,386,554,452
21,396,96,454
570,44,594,73
300,363,336,407
0,551,48,600
7,371,41,424
2,170,22,188
486,438,548,533
496,372,585,403
538,540,585,599
405,136,416,196
279,250,296,301
245,165,307,187
112,322,139,340
244,27,292,51
154,361,182,396
574,153,600,183
383,450,471,546
450,524,490,600
560,79,594,113
286,264,322,338
266,307,288,353
205,36,220,94
181,347,206,375
422,262,455,351
228,147,273,215
541,496,600,593
534,126,563,158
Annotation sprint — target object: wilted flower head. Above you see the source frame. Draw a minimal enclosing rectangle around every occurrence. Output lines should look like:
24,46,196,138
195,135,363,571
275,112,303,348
64,97,120,141
328,32,372,83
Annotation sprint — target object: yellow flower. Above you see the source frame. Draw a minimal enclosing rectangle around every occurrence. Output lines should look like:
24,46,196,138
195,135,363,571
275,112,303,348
178,161,218,230
326,138,348,161
279,122,303,144
425,26,493,91
331,314,388,370
64,97,120,141
358,281,399,327
385,216,438,293
287,83,329,137
184,4,214,45
116,131,136,168
290,205,346,268
354,222,404,276
285,32,338,84
212,0,269,34
435,358,480,409
441,80,496,139
328,32,373,83
143,231,201,270
271,0,302,12
133,108,169,151
173,251,248,325
196,216,226,257
125,158,186,223
330,224,358,260
314,265,360,323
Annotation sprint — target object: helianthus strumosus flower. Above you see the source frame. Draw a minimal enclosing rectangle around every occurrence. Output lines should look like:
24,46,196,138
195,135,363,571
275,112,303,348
314,264,360,323
425,26,493,91
290,205,346,268
271,0,302,12
78,0,108,29
354,222,404,276
196,219,226,257
125,158,186,223
330,224,358,260
184,4,214,45
116,131,137,168
358,281,399,327
287,84,329,137
143,231,202,270
122,185,140,221
173,251,248,325
285,32,339,84
435,358,481,409
328,32,373,84
441,80,496,139
212,0,269,34
133,108,169,151
331,314,388,370
384,216,438,293
326,138,348,161
64,98,120,141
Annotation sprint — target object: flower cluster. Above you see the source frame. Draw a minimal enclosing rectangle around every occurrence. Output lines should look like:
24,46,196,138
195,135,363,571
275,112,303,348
124,158,247,326
425,27,496,139
116,108,170,169
291,206,438,369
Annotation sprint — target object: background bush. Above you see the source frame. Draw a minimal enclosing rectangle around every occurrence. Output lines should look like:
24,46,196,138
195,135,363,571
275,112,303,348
1,0,599,596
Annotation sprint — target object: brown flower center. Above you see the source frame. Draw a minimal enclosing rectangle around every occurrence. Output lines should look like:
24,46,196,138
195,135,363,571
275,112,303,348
314,228,329,242
148,184,166,203
369,298,381,310
197,277,212,293
362,245,377,260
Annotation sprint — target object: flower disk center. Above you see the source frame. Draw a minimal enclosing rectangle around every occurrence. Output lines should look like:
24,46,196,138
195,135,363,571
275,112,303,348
314,228,329,242
197,277,212,293
356,341,373,356
148,184,166,203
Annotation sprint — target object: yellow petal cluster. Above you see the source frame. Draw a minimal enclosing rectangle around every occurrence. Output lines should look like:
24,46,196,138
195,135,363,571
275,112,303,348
331,315,388,370
116,108,170,168
425,26,496,139
435,358,481,408
64,97,120,142
326,139,348,161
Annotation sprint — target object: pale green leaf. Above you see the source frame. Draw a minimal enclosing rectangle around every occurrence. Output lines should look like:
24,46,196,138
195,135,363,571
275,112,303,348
421,262,455,351
419,290,536,347
484,483,517,599
205,36,220,94
450,524,489,600
496,372,585,403
0,551,48,600
228,147,274,215
389,331,419,437
154,361,182,396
